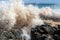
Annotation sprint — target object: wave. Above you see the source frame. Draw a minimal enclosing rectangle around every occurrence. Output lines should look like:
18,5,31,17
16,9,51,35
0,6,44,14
0,0,60,40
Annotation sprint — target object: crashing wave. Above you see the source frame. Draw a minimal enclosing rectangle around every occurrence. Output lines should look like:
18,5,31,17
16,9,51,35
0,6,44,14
0,0,60,40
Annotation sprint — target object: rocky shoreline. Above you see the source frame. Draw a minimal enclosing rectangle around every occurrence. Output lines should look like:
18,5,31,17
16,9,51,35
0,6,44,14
31,23,60,40
0,22,60,40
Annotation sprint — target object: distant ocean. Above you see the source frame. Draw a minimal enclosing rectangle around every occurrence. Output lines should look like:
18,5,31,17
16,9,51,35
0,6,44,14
25,3,60,13
25,3,60,9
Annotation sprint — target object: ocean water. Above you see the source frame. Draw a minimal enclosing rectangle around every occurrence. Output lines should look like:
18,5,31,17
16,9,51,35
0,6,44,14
25,3,60,14
25,3,60,9
38,4,60,9
0,0,60,40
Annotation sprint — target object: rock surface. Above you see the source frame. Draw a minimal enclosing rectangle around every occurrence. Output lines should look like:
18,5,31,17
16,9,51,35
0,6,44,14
0,23,60,40
0,28,23,40
31,23,60,40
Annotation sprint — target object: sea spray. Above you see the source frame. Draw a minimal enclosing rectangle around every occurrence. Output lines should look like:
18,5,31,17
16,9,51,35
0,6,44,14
0,0,60,40
39,7,60,18
0,0,17,29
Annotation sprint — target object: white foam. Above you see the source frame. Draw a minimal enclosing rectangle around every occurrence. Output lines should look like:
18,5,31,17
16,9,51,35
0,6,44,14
0,0,60,40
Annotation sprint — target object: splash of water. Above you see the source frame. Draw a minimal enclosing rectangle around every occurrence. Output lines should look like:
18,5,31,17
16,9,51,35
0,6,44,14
0,0,60,40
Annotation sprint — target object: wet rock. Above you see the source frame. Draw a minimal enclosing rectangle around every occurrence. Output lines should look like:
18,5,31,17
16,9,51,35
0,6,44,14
31,23,60,40
0,28,23,40
0,23,60,40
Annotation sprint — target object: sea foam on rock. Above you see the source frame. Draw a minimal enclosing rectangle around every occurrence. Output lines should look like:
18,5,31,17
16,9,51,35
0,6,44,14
0,0,60,40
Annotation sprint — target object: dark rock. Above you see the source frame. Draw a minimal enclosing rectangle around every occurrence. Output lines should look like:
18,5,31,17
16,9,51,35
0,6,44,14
0,29,23,40
0,23,60,40
31,23,60,40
